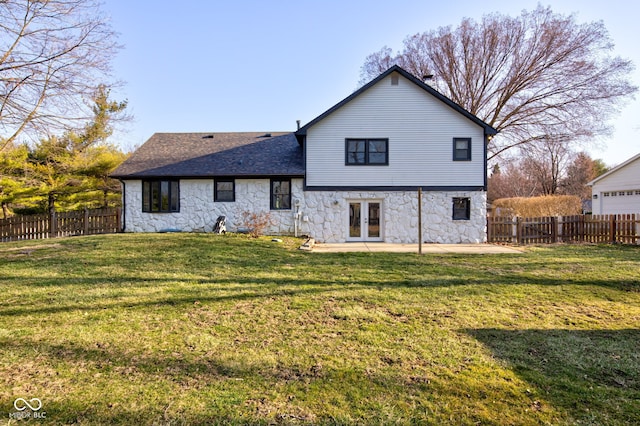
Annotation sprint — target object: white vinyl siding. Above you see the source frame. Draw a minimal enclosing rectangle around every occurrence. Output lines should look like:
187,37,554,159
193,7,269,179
305,72,485,187
591,157,640,214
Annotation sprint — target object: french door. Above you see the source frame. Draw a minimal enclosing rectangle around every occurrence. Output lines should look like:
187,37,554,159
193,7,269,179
348,200,382,242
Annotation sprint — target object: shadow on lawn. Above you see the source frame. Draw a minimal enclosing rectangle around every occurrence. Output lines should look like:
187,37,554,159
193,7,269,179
1,266,638,318
465,328,640,425
0,275,344,317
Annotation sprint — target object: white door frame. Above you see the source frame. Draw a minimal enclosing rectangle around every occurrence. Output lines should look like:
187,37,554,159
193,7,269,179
347,199,383,242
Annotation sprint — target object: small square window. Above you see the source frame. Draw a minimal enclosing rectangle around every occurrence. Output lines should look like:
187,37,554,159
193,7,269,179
453,138,471,161
452,197,471,220
215,179,235,202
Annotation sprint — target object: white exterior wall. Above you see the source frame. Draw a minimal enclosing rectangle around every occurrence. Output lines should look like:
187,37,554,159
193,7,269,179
300,190,487,244
123,178,304,234
123,179,486,243
305,73,485,187
591,158,640,214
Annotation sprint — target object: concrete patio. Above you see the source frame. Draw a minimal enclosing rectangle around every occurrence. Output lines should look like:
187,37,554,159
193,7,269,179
310,242,523,254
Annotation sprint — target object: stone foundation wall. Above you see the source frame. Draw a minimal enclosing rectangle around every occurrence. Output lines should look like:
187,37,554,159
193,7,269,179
123,180,486,243
123,179,303,234
300,190,486,243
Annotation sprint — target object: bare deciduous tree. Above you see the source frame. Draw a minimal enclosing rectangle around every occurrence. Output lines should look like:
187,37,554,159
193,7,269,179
488,162,539,202
520,136,573,196
0,0,120,150
360,6,637,160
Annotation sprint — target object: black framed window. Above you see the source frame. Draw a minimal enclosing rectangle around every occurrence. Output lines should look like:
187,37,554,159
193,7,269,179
142,180,179,212
453,138,471,161
215,179,235,202
452,197,471,220
346,139,389,165
271,179,291,210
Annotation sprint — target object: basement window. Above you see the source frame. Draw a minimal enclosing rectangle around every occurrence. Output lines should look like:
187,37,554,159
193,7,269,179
215,179,235,202
271,179,291,210
452,197,471,220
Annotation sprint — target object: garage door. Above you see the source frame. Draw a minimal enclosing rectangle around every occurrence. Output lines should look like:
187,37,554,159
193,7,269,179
601,191,640,214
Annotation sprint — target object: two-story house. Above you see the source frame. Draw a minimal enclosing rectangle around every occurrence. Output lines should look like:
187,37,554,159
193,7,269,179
111,65,497,243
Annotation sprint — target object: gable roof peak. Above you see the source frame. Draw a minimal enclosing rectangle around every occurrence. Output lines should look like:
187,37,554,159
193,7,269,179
295,65,497,142
587,152,640,186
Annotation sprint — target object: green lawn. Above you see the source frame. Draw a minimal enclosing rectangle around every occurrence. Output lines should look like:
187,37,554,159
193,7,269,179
1,234,639,425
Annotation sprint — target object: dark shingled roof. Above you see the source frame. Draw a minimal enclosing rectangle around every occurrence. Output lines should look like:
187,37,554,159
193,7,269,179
111,132,304,179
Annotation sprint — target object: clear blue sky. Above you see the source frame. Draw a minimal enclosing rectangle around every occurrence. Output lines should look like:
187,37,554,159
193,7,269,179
106,0,640,166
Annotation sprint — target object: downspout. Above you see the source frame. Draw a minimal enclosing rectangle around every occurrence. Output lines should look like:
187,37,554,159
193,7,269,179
119,179,126,232
293,198,301,237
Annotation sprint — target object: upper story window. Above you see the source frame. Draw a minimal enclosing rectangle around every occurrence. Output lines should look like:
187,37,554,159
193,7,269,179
271,179,291,210
142,180,179,213
345,139,389,165
453,138,471,161
215,179,235,202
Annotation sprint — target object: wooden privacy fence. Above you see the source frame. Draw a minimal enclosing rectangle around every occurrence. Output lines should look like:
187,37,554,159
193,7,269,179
0,208,121,242
488,214,640,245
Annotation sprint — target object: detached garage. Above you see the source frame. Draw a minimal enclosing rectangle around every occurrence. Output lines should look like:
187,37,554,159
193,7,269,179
588,152,640,215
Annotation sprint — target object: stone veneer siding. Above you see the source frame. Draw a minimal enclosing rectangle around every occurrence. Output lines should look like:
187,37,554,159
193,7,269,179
123,179,486,243
123,178,304,235
300,190,486,244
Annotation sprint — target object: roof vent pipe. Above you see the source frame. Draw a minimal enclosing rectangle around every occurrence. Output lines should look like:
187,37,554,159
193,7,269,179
296,120,301,130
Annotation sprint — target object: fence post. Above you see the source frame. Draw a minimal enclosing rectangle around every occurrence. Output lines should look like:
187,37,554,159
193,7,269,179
514,216,520,244
116,207,122,233
49,210,57,238
610,214,616,243
84,208,90,235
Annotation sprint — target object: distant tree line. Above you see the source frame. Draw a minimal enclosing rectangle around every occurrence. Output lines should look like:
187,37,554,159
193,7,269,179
487,150,608,204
